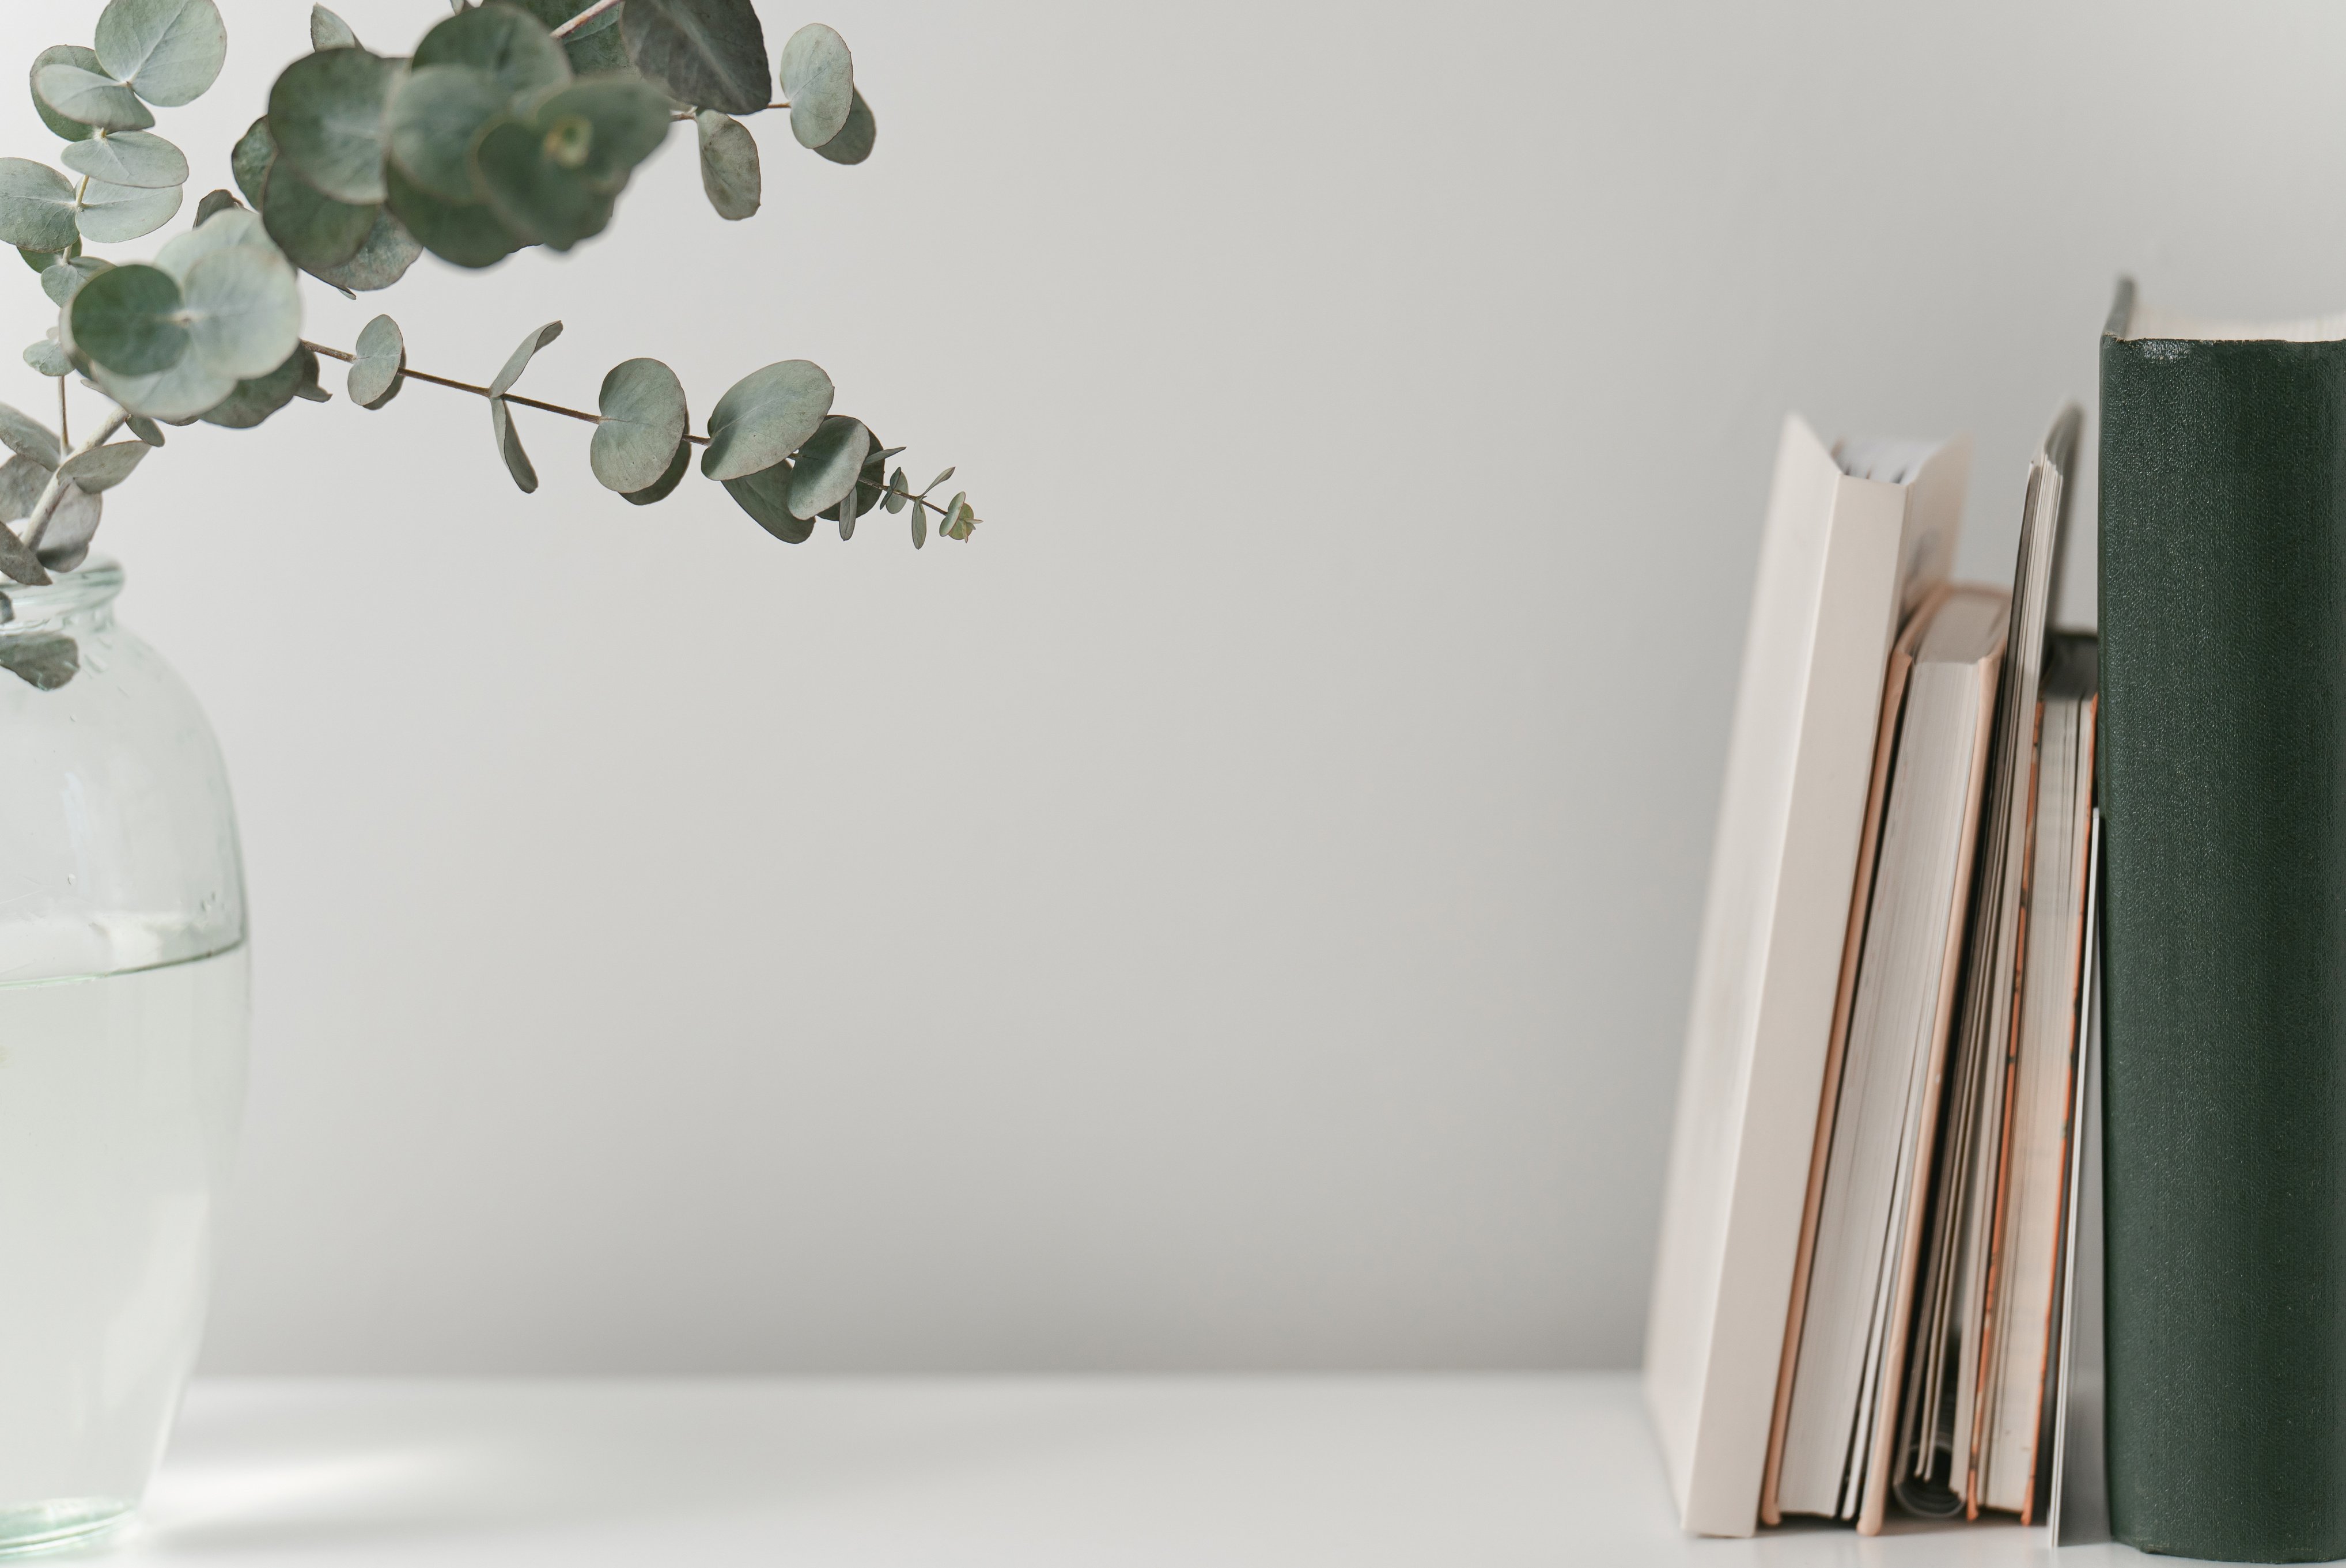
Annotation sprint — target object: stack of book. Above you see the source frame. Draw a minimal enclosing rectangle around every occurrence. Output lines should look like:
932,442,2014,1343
1643,406,2102,1539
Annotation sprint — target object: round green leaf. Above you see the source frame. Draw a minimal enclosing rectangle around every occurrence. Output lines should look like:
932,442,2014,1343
62,129,188,188
473,117,615,250
18,242,70,274
349,313,404,408
127,415,164,446
71,263,187,375
725,458,814,541
491,320,563,396
312,5,361,51
181,243,302,380
231,116,275,206
75,179,183,243
96,0,227,108
941,493,977,540
813,89,875,166
0,455,51,521
40,256,111,308
532,79,672,191
620,0,770,117
194,188,243,225
0,406,60,468
779,24,852,150
702,359,833,480
22,338,70,378
384,160,521,268
308,208,422,293
38,489,102,574
88,344,236,421
694,109,758,219
267,48,402,204
490,396,538,493
262,161,377,270
200,346,316,429
623,435,692,506
155,204,268,278
35,65,155,134
30,47,104,143
786,415,869,519
882,465,907,513
414,4,570,101
387,65,506,202
0,160,82,252
57,440,148,493
591,357,688,491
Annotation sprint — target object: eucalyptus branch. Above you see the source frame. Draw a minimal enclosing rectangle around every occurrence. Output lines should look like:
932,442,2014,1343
21,406,127,552
548,0,625,39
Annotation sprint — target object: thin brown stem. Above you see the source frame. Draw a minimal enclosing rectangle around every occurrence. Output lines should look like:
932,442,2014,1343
548,0,623,39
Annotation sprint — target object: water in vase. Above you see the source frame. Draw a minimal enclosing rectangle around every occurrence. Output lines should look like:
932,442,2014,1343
0,944,248,1552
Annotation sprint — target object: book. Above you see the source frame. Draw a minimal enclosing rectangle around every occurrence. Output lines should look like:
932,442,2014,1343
1762,584,2007,1530
1644,415,1967,1536
1891,406,2082,1522
2100,281,2346,1561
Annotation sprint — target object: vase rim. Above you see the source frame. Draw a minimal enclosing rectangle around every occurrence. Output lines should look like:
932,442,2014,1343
1,556,121,628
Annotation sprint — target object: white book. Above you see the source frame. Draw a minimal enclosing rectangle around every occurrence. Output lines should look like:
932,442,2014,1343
1645,415,1967,1537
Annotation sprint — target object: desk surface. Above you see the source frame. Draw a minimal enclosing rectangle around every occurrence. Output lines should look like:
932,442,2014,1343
56,1373,2171,1565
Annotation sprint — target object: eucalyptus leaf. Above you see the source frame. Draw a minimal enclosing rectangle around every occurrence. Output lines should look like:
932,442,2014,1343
694,109,758,219
292,350,331,402
262,161,377,270
883,465,906,513
921,466,953,495
0,518,48,586
489,396,537,492
941,492,977,540
62,129,188,189
0,456,51,520
702,358,833,480
56,441,148,493
311,5,362,51
18,243,69,274
40,256,111,308
491,320,563,396
94,0,227,108
778,24,852,150
386,65,506,202
591,357,688,492
384,161,521,268
0,160,82,252
813,89,875,166
199,345,316,429
622,434,691,505
414,3,570,100
75,178,183,243
127,415,164,446
563,26,630,74
619,0,770,117
473,117,615,250
29,47,104,143
852,434,890,517
786,414,868,519
0,632,77,687
154,203,269,277
0,407,60,469
180,242,303,380
35,66,155,135
86,344,236,420
70,262,187,375
267,48,402,204
348,312,404,408
532,78,673,190
307,207,423,293
724,457,815,541
910,502,924,549
36,487,99,573
837,503,853,541
230,116,275,206
22,339,70,378
473,78,669,249
194,188,242,225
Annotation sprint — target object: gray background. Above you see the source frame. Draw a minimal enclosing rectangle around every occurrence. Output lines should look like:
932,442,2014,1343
1,0,2334,1373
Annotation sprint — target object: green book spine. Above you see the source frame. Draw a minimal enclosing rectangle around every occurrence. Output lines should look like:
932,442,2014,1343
2102,305,2346,1563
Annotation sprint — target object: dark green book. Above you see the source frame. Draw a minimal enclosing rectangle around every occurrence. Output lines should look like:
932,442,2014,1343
2101,279,2346,1563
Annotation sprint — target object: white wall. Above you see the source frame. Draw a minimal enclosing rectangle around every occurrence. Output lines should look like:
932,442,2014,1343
3,0,2339,1372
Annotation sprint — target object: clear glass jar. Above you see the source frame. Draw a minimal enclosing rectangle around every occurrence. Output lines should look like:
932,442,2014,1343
0,558,248,1554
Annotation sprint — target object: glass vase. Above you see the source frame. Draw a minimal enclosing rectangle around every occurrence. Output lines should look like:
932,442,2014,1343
0,558,248,1554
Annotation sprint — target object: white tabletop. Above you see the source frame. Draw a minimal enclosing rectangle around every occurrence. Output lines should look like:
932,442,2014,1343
54,1373,2169,1565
